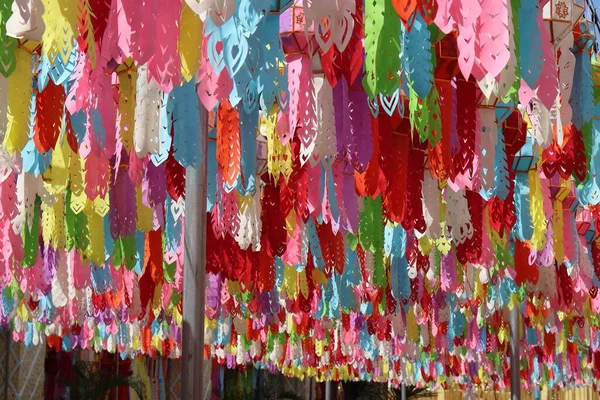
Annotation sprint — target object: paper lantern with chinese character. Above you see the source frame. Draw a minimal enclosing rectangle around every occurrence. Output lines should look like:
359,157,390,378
543,0,585,44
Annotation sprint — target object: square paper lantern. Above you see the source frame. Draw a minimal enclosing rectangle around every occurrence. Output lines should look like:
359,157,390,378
543,0,585,44
280,0,316,56
513,136,539,173
576,208,597,243
576,207,592,233
549,175,571,201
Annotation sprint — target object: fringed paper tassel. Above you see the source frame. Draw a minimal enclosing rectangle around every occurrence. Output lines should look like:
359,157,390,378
528,171,547,252
514,173,533,242
290,56,317,166
171,79,202,168
0,0,17,77
434,0,455,33
402,14,433,99
216,99,241,190
453,79,477,189
498,1,519,102
147,0,182,92
41,0,78,64
119,0,157,65
518,0,543,90
76,0,98,67
422,172,441,239
583,119,600,205
321,0,363,87
456,190,482,264
452,0,481,80
444,187,473,245
479,107,497,198
197,36,232,111
572,50,594,137
535,12,559,112
3,48,33,155
380,119,409,224
34,80,65,153
557,32,575,129
478,0,509,79
117,66,137,152
23,85,52,177
348,82,373,171
402,143,426,234
313,74,336,166
133,65,162,158
362,0,401,98
109,150,137,240
179,2,203,82
493,125,510,202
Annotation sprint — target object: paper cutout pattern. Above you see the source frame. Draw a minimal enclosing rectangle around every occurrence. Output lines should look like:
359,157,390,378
0,0,599,392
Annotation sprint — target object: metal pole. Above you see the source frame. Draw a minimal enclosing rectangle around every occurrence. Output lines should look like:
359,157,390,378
182,104,209,399
325,381,332,400
510,304,521,400
401,383,406,400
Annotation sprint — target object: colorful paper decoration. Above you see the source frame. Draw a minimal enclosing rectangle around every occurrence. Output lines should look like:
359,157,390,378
0,0,600,392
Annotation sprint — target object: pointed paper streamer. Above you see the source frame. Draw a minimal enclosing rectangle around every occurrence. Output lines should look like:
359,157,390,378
41,0,78,63
217,99,241,189
452,0,481,80
171,79,202,168
402,14,433,99
0,0,17,77
34,80,66,153
478,0,510,78
179,2,203,82
146,0,182,92
518,1,543,89
133,65,161,157
3,48,33,155
363,0,401,98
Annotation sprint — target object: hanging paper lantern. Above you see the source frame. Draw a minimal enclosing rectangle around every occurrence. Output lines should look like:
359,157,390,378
576,207,596,243
543,0,585,44
513,137,539,173
279,0,316,55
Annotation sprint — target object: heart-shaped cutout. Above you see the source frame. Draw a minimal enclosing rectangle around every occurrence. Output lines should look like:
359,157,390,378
207,33,226,75
224,30,249,78
379,89,399,117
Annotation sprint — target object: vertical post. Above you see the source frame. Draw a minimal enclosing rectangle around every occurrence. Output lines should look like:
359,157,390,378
325,381,331,400
401,383,406,400
510,304,521,400
4,330,9,400
182,105,209,399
